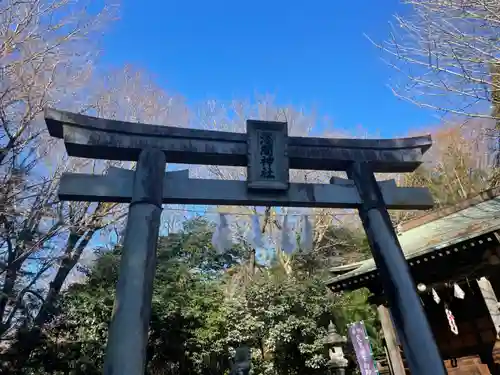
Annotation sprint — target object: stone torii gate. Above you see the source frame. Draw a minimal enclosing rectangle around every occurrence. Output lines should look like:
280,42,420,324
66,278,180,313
45,108,446,375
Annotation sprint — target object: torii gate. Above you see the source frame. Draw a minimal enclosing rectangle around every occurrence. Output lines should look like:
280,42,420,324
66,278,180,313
45,108,446,375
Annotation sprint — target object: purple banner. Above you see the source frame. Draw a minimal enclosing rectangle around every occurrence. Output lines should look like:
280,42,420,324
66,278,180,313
348,321,378,375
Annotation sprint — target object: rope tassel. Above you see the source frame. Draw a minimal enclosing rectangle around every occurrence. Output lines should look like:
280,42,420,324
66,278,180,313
300,215,313,252
281,215,296,254
248,214,265,248
212,213,232,253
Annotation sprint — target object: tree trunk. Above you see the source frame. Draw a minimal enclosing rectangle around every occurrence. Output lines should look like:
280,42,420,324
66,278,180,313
2,228,96,373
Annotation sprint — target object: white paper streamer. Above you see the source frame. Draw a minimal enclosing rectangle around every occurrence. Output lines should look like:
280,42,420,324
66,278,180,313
445,308,459,335
248,215,264,248
300,215,313,252
211,214,232,253
281,215,296,254
432,288,441,304
453,283,465,299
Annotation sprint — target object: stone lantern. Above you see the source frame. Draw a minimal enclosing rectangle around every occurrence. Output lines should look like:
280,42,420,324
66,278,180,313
323,321,349,375
230,345,251,375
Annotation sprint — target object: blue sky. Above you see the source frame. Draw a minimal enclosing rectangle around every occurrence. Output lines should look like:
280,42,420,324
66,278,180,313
98,0,439,138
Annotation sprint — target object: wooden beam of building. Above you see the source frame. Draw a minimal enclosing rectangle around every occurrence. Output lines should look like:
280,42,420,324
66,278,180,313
45,108,432,173
57,168,434,209
378,305,406,375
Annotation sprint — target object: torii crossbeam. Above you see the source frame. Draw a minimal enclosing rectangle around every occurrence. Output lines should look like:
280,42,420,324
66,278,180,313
45,108,446,375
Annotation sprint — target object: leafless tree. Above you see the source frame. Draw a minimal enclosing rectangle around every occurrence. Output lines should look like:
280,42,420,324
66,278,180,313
0,62,191,369
0,0,117,351
369,0,500,121
391,118,494,225
0,1,188,366
0,0,119,165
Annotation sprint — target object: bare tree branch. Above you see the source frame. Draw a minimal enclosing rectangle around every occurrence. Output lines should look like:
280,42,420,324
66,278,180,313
370,0,500,121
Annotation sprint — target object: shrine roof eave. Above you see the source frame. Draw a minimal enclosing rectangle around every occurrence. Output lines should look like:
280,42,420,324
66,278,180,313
327,187,500,292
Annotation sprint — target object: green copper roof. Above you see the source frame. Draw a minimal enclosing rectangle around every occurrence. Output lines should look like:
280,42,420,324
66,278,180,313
327,193,500,286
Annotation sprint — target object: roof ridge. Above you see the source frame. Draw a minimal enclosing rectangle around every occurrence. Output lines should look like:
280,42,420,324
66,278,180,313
399,186,500,232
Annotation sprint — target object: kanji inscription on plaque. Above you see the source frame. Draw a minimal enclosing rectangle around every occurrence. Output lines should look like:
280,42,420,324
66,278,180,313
246,120,289,191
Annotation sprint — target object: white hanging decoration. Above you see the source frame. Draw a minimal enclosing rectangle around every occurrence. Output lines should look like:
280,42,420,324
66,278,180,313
281,215,296,254
299,215,313,252
211,214,232,254
432,288,441,304
248,214,265,248
453,283,465,299
445,307,459,335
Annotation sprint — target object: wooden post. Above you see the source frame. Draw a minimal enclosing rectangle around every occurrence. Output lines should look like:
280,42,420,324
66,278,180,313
104,148,166,375
348,162,445,375
378,305,406,375
477,277,500,337
477,277,500,373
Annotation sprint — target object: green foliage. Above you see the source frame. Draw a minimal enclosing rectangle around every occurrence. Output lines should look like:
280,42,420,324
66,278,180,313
21,217,380,375
219,271,338,375
334,289,383,357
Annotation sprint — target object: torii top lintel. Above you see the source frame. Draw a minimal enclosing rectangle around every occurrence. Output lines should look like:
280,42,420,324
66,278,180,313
45,108,431,173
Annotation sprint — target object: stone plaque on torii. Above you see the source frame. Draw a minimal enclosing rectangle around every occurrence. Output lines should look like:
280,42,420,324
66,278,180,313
45,108,447,375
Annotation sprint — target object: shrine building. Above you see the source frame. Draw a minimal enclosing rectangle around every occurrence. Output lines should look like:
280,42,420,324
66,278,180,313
328,188,500,375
